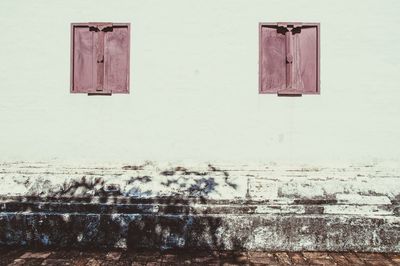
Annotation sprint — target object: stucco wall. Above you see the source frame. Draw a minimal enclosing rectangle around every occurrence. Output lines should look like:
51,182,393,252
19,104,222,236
0,0,399,162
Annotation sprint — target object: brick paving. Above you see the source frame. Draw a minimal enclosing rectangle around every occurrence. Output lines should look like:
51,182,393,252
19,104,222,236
0,249,399,265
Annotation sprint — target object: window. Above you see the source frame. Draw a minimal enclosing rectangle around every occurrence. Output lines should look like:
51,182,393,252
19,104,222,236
71,23,130,95
259,23,320,96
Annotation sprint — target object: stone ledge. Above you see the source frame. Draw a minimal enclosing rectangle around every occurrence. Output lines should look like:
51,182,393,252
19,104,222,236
0,161,399,251
0,197,397,216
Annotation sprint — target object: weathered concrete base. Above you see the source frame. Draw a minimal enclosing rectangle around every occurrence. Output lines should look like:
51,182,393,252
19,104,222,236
0,161,399,251
1,210,399,252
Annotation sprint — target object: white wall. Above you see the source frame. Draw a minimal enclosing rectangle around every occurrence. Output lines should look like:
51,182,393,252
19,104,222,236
0,0,399,163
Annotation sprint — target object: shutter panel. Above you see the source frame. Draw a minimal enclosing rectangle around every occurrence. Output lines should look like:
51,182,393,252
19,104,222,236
104,25,130,93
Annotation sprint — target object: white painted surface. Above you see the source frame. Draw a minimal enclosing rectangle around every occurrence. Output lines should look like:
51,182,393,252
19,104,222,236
1,161,399,204
0,0,399,162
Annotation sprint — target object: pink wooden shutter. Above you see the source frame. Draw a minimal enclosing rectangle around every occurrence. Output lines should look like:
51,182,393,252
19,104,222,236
71,23,130,95
259,23,320,96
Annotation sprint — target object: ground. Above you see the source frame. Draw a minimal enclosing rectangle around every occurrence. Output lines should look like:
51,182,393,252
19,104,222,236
0,249,399,266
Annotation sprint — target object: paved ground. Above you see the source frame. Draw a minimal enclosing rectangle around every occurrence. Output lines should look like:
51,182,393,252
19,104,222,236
0,249,399,266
